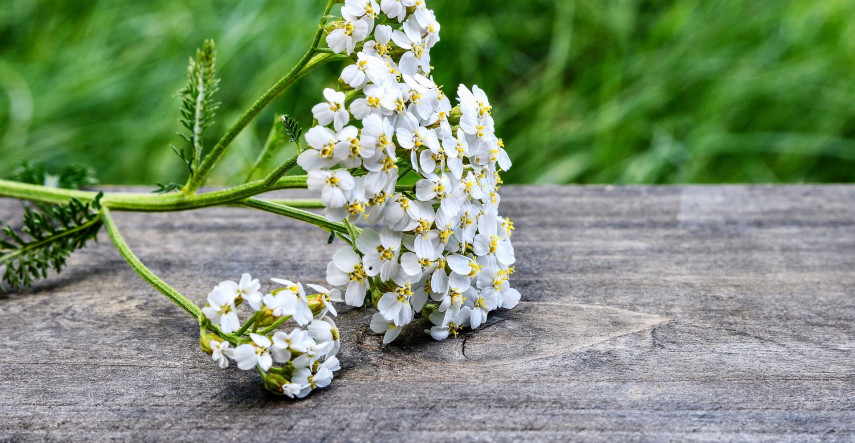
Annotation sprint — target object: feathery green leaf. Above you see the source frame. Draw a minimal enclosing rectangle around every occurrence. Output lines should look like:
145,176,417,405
0,194,103,291
11,161,97,190
177,39,220,177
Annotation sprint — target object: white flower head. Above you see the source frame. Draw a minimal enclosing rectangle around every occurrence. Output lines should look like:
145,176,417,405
232,333,273,371
326,13,371,55
312,88,350,131
327,246,370,307
380,0,415,22
210,339,231,369
341,52,390,89
370,311,402,344
307,169,355,209
202,284,240,334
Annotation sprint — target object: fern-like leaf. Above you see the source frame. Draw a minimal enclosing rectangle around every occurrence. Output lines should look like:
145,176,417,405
12,161,97,189
280,114,303,151
178,39,220,175
0,194,103,291
153,183,183,194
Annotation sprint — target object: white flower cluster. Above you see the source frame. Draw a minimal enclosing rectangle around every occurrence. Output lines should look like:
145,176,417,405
200,274,341,398
301,0,520,344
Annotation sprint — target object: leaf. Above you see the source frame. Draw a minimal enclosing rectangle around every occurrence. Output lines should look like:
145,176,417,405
280,114,303,148
153,183,183,194
58,165,98,189
12,161,98,190
0,194,103,291
11,161,46,186
177,39,220,175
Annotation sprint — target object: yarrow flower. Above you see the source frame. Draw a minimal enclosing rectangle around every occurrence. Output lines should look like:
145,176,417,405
310,0,520,344
200,275,341,398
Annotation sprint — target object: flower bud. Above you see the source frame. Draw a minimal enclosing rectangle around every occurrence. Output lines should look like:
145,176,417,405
199,332,220,355
306,292,325,315
337,77,354,92
262,371,290,395
370,286,383,309
421,302,439,319
254,308,279,328
448,105,462,125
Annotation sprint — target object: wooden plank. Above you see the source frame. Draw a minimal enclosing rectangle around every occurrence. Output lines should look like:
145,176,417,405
1,185,853,440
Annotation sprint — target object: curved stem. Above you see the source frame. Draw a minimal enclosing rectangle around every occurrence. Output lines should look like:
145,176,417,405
185,0,340,194
101,206,200,317
258,315,292,336
185,51,337,194
241,197,349,235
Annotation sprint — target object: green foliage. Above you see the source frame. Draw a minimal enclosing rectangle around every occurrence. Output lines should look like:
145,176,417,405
152,182,183,194
0,194,103,290
1,1,855,184
12,161,97,189
281,114,303,148
177,39,220,177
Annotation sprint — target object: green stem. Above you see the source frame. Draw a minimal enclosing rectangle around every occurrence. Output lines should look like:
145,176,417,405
262,154,300,187
235,310,261,336
258,315,292,336
0,176,310,212
261,199,324,208
241,197,349,235
343,219,360,251
101,206,201,317
0,179,97,205
185,0,340,194
185,51,337,194
101,206,238,343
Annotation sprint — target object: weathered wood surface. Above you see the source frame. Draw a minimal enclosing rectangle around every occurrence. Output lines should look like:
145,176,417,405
1,185,854,441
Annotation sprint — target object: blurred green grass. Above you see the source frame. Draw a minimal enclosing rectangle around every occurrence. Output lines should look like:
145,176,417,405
1,0,854,185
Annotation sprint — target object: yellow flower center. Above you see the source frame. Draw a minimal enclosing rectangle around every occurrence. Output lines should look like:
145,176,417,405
489,234,499,253
395,284,413,303
320,142,335,159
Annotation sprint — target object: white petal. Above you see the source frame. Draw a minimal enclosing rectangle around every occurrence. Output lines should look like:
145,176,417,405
345,281,367,307
327,261,351,286
501,287,521,309
356,228,381,254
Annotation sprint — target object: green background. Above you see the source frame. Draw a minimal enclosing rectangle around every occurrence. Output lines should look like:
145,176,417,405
1,0,854,186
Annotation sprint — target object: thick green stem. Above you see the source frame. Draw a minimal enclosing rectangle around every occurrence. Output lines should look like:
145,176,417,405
0,176,309,212
0,179,97,205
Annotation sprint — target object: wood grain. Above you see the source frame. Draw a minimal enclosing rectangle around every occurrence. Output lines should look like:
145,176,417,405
1,185,853,441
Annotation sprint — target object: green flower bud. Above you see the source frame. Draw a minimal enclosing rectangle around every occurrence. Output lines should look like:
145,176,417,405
421,302,439,319
262,371,289,395
199,332,220,355
448,105,462,125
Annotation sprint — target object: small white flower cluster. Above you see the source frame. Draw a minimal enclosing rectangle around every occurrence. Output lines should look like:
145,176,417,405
200,274,341,398
303,0,520,344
